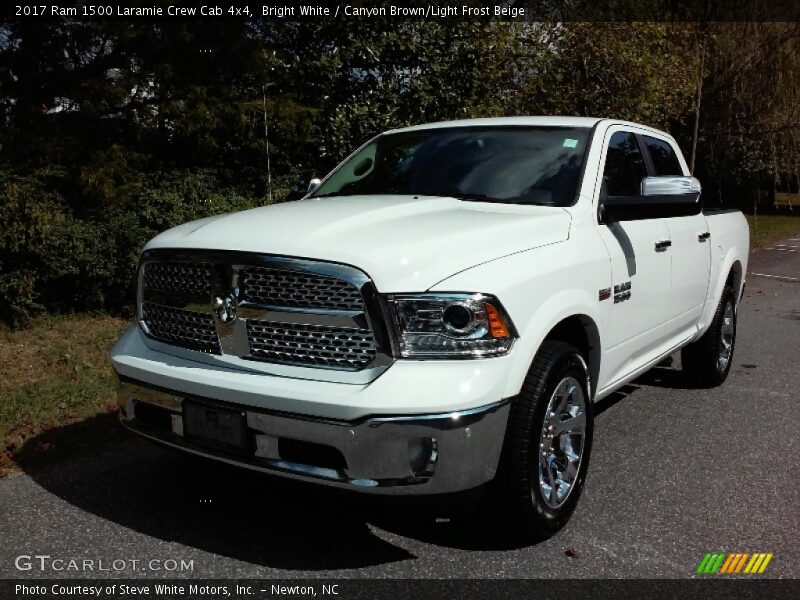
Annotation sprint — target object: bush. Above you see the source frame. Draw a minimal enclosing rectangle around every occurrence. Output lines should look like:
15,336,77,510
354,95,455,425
0,168,263,327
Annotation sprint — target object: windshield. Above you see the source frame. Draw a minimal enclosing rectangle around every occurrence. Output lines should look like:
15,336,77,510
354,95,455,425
312,126,591,206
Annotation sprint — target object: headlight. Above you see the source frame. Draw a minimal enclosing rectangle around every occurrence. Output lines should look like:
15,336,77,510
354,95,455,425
384,293,516,358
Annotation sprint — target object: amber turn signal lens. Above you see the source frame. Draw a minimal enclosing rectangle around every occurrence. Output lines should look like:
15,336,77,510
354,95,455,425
485,303,510,338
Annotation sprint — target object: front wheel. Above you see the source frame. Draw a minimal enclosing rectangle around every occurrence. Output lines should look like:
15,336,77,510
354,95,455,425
494,340,594,541
682,285,737,387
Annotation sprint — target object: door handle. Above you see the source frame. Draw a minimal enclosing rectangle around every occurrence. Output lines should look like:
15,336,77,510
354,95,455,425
698,231,711,242
654,240,672,251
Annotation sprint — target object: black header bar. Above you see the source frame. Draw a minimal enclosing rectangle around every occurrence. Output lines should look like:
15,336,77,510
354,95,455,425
6,0,800,22
3,579,800,600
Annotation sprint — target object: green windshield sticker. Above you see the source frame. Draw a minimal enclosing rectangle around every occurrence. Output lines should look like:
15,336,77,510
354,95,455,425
563,138,579,148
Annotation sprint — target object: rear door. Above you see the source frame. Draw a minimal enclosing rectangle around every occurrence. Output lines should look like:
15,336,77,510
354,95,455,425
642,134,711,335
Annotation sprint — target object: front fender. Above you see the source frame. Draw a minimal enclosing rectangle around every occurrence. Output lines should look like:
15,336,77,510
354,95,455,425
429,237,610,400
499,290,602,399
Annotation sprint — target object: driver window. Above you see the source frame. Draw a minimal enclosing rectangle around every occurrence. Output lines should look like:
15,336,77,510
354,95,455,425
602,132,648,197
318,142,377,194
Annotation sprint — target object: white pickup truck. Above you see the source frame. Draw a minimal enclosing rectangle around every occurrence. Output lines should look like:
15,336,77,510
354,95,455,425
111,117,749,539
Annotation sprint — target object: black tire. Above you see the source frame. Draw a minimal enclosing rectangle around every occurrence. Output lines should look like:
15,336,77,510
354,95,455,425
494,340,594,542
682,285,737,388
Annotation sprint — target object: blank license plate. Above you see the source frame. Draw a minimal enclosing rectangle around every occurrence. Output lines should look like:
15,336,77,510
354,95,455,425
183,401,248,454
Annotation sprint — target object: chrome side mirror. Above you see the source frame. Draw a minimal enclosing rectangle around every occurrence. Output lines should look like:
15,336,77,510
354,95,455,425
641,176,701,197
307,178,322,194
601,176,703,223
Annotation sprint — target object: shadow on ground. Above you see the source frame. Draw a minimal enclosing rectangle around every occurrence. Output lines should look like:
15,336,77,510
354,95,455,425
14,413,533,572
13,363,703,571
7,412,128,475
632,366,700,390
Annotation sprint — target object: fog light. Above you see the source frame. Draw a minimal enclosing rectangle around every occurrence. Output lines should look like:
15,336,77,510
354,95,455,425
407,437,438,474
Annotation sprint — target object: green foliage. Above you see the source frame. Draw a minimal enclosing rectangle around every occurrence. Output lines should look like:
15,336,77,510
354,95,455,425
0,170,83,326
0,20,797,325
545,23,699,127
0,168,261,325
696,23,800,207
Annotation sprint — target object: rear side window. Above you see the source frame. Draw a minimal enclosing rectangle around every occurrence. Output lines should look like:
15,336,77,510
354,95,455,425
602,132,647,197
644,136,683,176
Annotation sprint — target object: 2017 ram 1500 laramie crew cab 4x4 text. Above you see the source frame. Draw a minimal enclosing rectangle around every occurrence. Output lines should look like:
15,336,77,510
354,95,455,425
111,117,749,539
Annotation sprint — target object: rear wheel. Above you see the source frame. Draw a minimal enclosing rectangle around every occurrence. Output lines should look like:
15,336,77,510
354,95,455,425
494,340,594,541
682,285,737,387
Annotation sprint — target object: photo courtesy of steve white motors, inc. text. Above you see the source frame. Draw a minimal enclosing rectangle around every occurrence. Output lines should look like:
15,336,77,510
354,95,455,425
14,583,338,597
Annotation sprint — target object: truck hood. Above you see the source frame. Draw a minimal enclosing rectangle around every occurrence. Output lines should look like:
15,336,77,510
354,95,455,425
145,195,571,291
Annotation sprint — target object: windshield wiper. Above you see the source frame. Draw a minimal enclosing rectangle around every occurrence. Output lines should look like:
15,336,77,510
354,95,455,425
313,191,501,202
426,191,500,202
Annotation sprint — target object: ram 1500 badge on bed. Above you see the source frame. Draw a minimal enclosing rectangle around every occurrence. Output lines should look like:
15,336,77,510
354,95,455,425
111,117,749,539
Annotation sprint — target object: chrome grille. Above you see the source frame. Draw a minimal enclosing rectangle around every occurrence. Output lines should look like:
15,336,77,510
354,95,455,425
240,267,364,312
141,302,220,353
138,251,388,374
142,262,211,296
247,320,376,370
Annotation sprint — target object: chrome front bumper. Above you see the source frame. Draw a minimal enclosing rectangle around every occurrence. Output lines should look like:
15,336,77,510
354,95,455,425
116,377,511,495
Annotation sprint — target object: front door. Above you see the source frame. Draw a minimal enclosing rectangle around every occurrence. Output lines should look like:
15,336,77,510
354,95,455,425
596,129,673,387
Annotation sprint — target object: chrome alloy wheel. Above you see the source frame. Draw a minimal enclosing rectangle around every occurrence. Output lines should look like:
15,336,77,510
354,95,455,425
718,300,735,372
537,376,587,509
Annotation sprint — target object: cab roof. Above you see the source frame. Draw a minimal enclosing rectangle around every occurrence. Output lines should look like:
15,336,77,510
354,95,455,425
388,116,603,133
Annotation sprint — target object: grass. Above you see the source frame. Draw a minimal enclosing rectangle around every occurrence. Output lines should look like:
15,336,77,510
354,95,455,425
0,314,129,477
775,192,799,209
746,213,800,250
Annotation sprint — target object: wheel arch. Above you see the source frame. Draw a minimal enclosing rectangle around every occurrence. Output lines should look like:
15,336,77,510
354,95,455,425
542,315,601,398
697,246,746,338
726,259,744,302
502,298,602,401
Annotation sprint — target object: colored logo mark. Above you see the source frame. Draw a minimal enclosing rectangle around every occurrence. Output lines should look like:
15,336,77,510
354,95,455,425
696,552,773,574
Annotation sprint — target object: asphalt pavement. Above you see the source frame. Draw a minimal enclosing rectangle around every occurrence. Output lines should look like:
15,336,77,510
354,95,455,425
1,237,798,579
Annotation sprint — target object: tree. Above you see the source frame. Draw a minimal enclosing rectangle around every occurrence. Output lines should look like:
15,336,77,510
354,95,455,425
692,23,800,208
0,18,795,325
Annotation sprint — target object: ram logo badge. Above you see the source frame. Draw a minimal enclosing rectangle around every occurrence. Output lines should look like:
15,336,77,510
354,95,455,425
613,281,632,303
213,293,237,324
